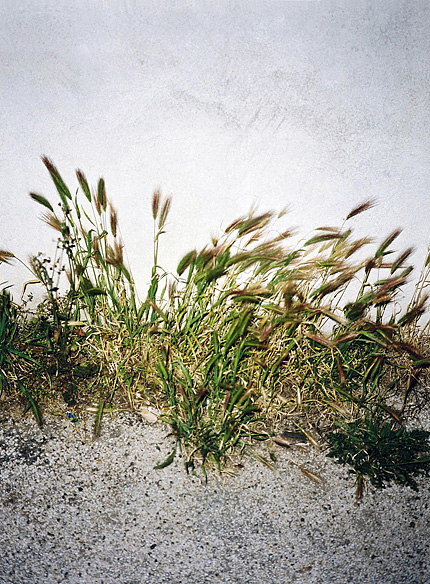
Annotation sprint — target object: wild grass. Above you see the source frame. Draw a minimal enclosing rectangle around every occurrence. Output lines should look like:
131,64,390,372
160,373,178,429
1,157,430,493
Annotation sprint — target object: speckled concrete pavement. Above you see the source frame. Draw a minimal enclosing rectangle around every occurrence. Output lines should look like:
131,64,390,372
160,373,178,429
0,410,429,584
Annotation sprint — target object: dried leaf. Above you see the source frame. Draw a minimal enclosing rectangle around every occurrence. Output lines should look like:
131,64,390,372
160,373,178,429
272,437,292,448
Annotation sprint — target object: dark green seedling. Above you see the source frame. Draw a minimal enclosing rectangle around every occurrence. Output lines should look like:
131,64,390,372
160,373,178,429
326,412,430,493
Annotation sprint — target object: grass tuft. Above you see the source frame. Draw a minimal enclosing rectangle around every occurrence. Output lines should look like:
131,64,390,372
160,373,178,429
1,160,430,494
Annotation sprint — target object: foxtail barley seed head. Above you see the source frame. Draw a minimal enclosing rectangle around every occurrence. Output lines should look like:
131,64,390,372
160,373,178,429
158,197,172,229
346,198,376,220
42,212,62,232
76,169,92,202
152,189,160,220
109,204,118,238
0,250,15,264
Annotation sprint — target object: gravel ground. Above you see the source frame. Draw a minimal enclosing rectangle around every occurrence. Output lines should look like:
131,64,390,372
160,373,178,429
0,408,429,584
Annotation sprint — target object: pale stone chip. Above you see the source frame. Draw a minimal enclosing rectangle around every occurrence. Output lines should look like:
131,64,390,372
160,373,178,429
139,407,160,423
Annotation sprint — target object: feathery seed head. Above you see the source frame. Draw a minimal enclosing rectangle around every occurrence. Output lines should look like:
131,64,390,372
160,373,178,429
152,190,160,220
42,212,62,232
109,203,118,238
0,250,15,264
76,169,92,202
93,191,101,215
346,199,376,220
158,197,171,229
97,178,107,212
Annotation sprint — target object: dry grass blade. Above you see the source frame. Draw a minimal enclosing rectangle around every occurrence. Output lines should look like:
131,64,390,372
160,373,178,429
300,467,324,485
294,428,320,448
304,332,334,348
378,403,403,424
21,279,41,297
93,401,105,440
355,474,364,501
250,450,276,470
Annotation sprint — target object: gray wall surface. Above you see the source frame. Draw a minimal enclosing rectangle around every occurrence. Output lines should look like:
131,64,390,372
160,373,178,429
1,0,429,306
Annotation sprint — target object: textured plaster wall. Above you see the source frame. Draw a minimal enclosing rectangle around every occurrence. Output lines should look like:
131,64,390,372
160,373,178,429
1,0,429,304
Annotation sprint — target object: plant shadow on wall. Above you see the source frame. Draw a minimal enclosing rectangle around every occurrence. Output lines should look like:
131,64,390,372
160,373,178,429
1,156,430,498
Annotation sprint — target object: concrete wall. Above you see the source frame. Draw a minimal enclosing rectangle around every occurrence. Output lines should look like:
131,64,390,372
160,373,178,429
1,0,429,305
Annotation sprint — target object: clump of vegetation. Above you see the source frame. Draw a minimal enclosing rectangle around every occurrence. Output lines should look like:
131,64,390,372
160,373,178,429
1,157,430,491
327,414,430,495
0,289,41,425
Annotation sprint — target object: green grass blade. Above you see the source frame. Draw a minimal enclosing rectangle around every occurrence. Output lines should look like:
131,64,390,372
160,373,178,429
29,193,54,212
375,229,402,258
177,250,197,276
154,446,177,469
41,156,72,205
17,380,42,427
